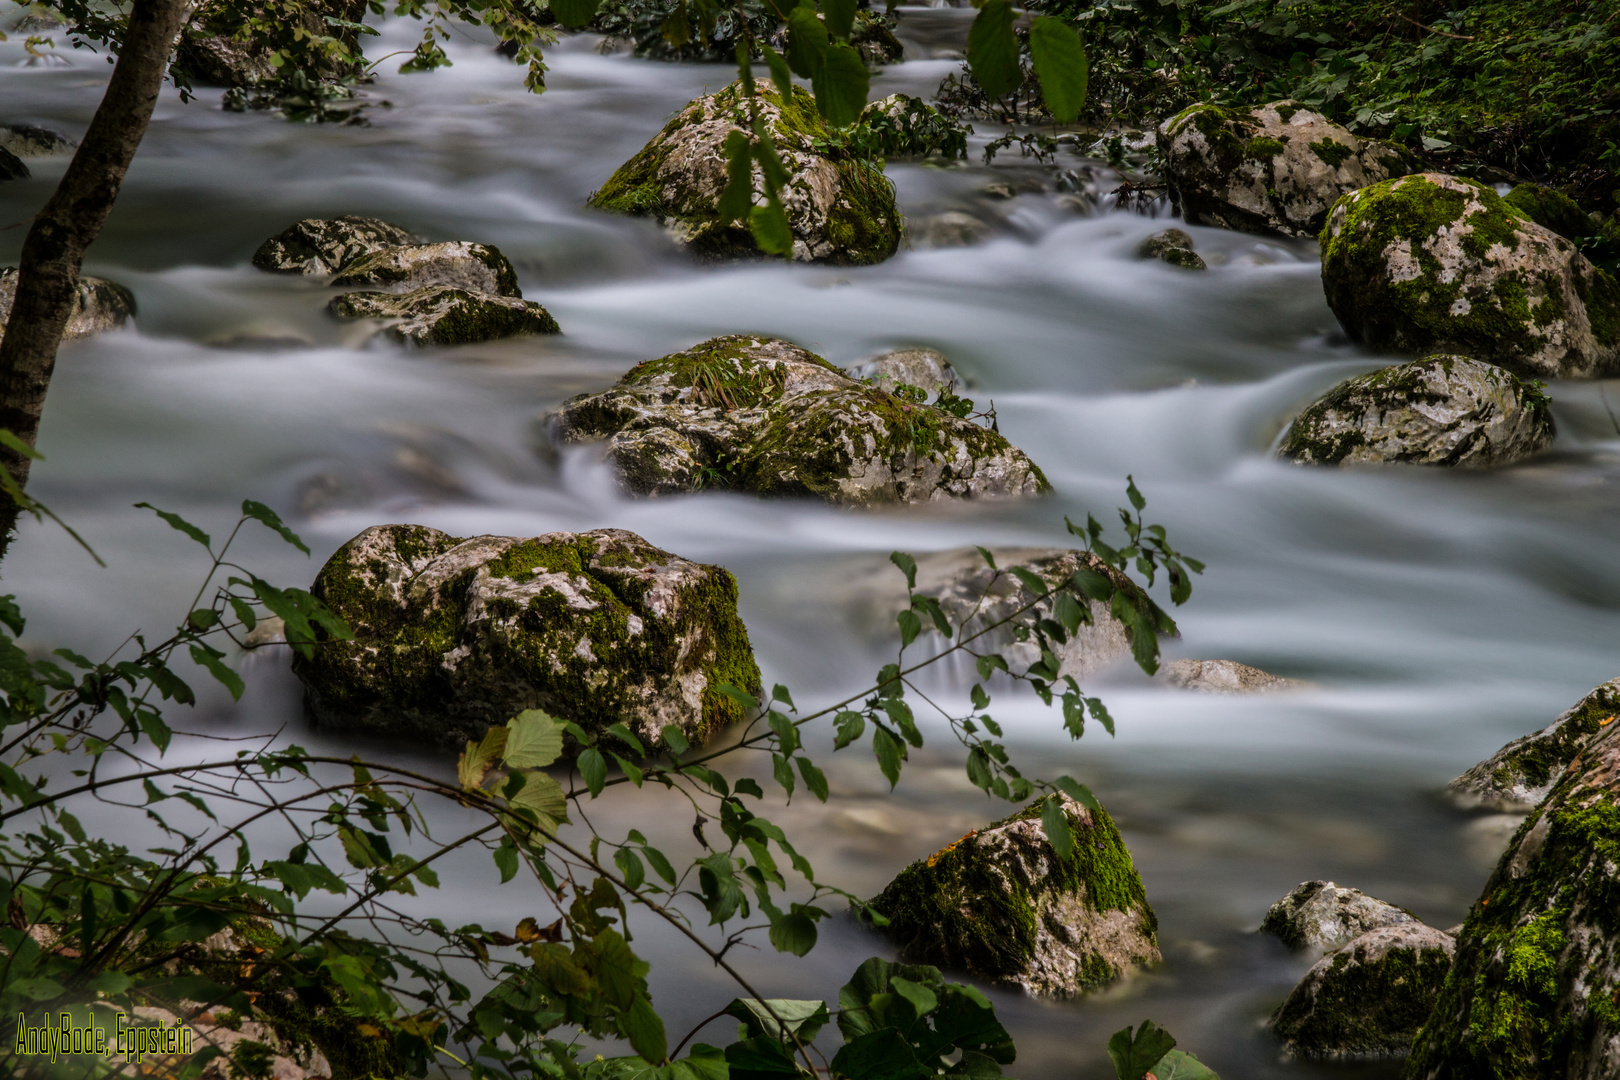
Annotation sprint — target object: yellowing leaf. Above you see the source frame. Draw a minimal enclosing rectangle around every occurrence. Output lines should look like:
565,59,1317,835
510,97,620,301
504,709,565,768
458,726,508,790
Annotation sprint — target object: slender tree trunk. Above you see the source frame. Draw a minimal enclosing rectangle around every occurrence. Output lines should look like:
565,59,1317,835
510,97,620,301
0,0,188,563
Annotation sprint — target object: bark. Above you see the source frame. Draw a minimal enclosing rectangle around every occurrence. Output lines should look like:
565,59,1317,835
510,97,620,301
0,0,189,564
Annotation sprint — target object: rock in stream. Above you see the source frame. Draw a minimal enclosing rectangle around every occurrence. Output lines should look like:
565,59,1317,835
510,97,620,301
1448,677,1620,812
253,216,422,276
0,268,135,345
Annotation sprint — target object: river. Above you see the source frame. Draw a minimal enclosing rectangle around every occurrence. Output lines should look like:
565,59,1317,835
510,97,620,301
4,7,1620,1078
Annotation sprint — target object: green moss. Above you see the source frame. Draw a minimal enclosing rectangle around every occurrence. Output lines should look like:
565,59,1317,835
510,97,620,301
1168,104,1251,176
1503,183,1594,242
1275,102,1299,123
1572,263,1620,348
866,795,1155,987
1271,936,1454,1056
1488,683,1620,795
623,335,815,407
1310,138,1355,168
1245,136,1287,159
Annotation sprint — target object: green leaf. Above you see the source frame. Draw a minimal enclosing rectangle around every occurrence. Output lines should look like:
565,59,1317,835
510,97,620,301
717,682,760,710
834,710,866,750
611,753,644,788
614,846,646,891
1072,564,1115,600
890,551,918,589
579,748,607,797
768,909,818,956
592,928,643,1009
551,0,601,29
189,644,244,701
605,722,646,757
1155,1049,1220,1080
458,726,508,791
641,844,677,885
135,502,210,549
1108,1020,1177,1080
750,200,794,256
796,757,828,802
965,747,992,791
0,429,42,460
724,997,830,1043
872,726,903,789
762,42,794,101
1126,474,1147,512
1009,566,1049,597
1040,797,1074,860
824,0,857,38
1052,775,1101,811
662,724,691,755
967,0,1020,100
831,1030,932,1080
897,609,922,647
504,709,565,768
889,975,938,1020
619,993,668,1064
1029,16,1089,122
506,770,569,837
241,499,310,555
785,4,829,78
1054,590,1086,634
772,752,796,797
810,43,870,127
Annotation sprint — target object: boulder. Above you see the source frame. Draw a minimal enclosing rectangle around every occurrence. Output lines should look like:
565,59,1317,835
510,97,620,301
1156,101,1416,237
546,335,1048,506
1261,880,1418,951
329,241,521,297
1157,658,1300,693
328,286,559,346
252,216,421,276
292,525,761,751
1136,228,1207,270
1320,173,1620,380
588,81,901,265
845,347,960,400
1277,356,1555,468
1448,677,1620,812
1407,718,1620,1078
1502,182,1594,244
867,793,1160,997
1270,923,1456,1058
856,94,969,160
1,124,75,157
0,146,27,182
0,268,135,345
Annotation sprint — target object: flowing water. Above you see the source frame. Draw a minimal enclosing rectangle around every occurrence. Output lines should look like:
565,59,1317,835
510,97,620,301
6,8,1620,1077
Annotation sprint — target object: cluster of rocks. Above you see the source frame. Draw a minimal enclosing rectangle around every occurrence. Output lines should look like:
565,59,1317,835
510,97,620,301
252,216,559,345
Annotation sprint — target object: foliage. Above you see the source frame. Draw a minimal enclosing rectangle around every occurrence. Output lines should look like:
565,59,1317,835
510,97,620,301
1107,1020,1219,1080
0,475,1201,1078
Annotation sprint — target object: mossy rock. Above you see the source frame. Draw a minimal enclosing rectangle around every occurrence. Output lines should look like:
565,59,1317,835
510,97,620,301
253,216,421,276
1320,173,1620,380
1158,658,1302,694
845,346,960,400
547,335,1049,506
1271,922,1455,1058
1503,183,1594,244
587,81,902,265
0,267,135,347
1261,880,1419,952
1,124,74,158
1448,677,1620,812
330,241,522,298
866,793,1160,997
1278,355,1555,468
292,525,759,752
329,285,560,346
1137,227,1207,270
1407,718,1620,1078
1157,100,1415,238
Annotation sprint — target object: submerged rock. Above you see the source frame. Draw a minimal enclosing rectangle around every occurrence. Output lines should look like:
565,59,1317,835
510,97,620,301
330,241,521,297
0,268,135,345
1261,880,1418,951
1320,173,1620,380
588,81,901,265
1157,101,1415,238
0,146,27,182
1502,182,1594,244
867,793,1160,997
1278,356,1555,468
1271,923,1455,1058
252,217,421,276
1448,677,1620,812
1157,658,1301,693
1407,718,1620,1078
1137,228,1207,270
547,335,1048,506
1,124,75,157
292,525,761,751
846,347,960,400
328,286,559,346
916,211,988,248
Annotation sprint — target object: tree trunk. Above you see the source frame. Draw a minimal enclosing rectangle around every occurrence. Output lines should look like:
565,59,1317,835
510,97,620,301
0,0,189,564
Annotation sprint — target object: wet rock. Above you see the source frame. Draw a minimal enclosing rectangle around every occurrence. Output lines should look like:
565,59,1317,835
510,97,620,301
0,146,27,182
546,335,1048,506
1261,880,1418,951
917,211,989,248
1137,228,1207,270
0,268,135,345
1157,658,1301,693
292,525,761,751
1157,100,1416,238
846,347,960,400
867,793,1161,997
1407,717,1620,1078
329,286,559,346
1271,923,1456,1058
852,10,903,65
329,241,521,297
1502,182,1594,243
588,81,901,265
1320,173,1620,380
1278,356,1555,468
252,216,421,276
857,94,968,160
1448,677,1620,812
981,181,1016,200
1,124,75,157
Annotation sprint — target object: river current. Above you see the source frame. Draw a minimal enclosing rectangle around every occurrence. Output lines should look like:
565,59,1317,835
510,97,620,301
5,7,1620,1077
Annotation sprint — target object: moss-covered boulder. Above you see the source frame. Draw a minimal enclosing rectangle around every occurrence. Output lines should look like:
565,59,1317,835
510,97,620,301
1448,678,1620,812
1406,717,1620,1078
1502,182,1595,244
252,216,420,276
328,286,559,346
330,241,520,297
846,347,960,399
1278,356,1555,468
587,82,901,265
1271,923,1455,1058
1137,227,1207,270
1157,101,1416,238
867,793,1160,997
0,267,135,346
547,335,1048,506
1320,173,1620,380
1262,880,1419,952
292,524,760,750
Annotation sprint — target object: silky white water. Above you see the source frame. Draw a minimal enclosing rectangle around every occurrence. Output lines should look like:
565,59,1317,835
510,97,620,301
5,9,1620,1076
